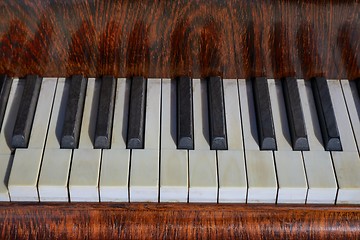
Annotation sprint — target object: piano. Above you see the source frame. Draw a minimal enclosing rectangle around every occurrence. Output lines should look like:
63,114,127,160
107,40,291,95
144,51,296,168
1,0,360,239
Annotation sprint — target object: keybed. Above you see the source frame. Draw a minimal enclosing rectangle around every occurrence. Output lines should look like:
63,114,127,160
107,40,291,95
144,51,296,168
0,76,359,204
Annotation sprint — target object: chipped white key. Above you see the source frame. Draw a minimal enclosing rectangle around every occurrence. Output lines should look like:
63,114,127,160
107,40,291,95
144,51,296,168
217,80,246,203
188,79,217,203
129,78,161,202
268,79,307,203
38,78,72,202
69,78,101,202
100,78,130,202
238,79,277,203
298,79,337,204
0,79,21,201
160,79,188,202
8,78,57,201
328,80,360,204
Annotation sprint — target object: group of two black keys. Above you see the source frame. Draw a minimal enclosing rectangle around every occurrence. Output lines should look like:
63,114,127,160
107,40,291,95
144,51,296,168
1,74,358,151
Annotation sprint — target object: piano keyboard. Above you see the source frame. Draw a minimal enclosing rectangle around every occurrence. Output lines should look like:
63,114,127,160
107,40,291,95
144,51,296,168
0,75,359,204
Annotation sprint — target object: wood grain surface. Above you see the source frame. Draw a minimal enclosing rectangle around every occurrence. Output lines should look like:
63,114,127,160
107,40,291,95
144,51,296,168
0,0,359,79
0,203,360,239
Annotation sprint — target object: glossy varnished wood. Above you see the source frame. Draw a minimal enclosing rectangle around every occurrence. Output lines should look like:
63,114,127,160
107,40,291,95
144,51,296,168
0,0,359,79
0,203,360,239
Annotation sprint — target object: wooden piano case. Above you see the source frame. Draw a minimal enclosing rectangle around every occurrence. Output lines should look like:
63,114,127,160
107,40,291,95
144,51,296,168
1,0,360,239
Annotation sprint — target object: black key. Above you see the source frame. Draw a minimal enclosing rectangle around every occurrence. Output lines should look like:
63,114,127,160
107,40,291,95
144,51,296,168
356,78,360,98
0,75,12,131
94,76,116,149
282,77,309,151
252,77,277,150
177,76,194,149
207,76,227,150
127,76,146,149
311,77,342,151
61,75,87,149
12,75,42,148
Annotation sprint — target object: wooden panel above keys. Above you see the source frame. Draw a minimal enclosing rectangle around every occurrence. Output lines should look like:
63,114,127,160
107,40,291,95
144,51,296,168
0,1,360,80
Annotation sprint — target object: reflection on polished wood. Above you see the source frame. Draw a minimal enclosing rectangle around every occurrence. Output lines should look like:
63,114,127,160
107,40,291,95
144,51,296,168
0,0,359,79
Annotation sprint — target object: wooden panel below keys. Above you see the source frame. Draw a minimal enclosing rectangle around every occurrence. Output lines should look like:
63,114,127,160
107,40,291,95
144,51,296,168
2,203,360,239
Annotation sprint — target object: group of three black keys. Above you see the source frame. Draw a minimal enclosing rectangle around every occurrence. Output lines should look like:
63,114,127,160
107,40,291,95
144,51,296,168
1,74,358,152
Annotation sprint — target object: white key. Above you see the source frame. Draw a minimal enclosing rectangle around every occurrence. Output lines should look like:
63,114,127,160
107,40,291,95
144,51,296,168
340,80,360,152
238,79,277,203
100,149,130,202
328,80,360,204
100,78,130,202
160,79,188,202
329,80,357,152
188,79,217,203
217,150,246,203
69,149,101,202
223,80,243,150
69,78,101,202
0,154,13,201
0,79,22,155
38,148,72,201
298,79,337,204
193,79,210,150
0,79,20,201
108,78,130,149
143,78,161,149
218,80,246,203
160,78,177,151
78,78,99,149
160,150,188,202
189,150,217,202
268,79,307,203
38,78,72,202
130,149,159,202
130,79,161,202
8,78,57,201
341,80,360,204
